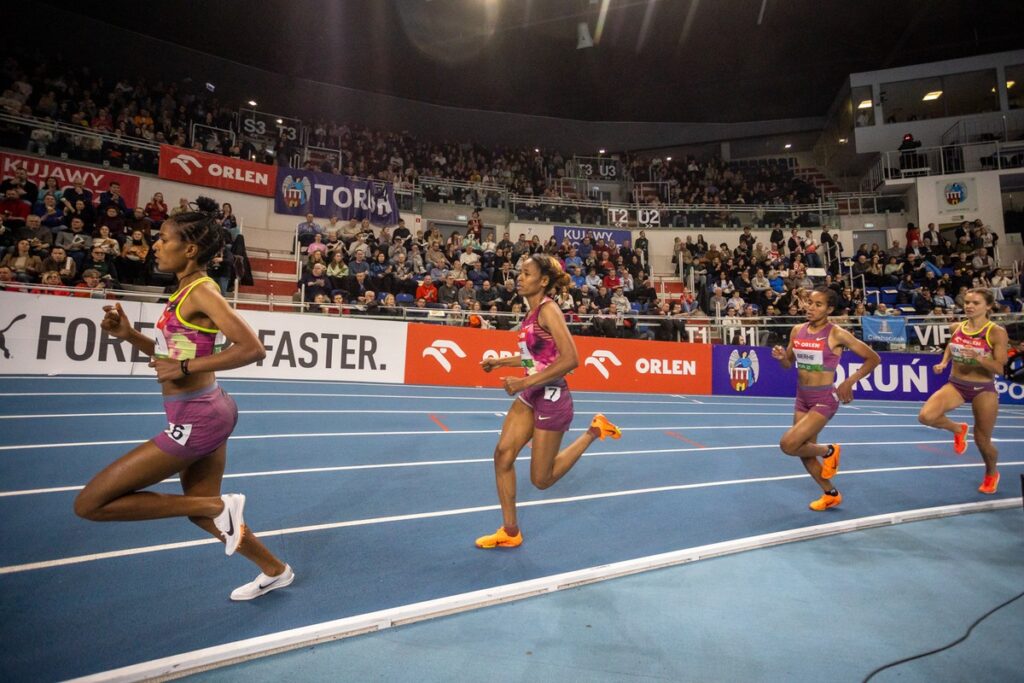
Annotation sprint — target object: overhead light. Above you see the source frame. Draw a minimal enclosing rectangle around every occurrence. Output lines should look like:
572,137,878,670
666,156,672,161
784,143,792,149
248,100,258,107
922,91,943,101
857,100,873,109
534,148,539,153
1008,80,1016,89
864,223,875,228
598,148,606,154
276,118,283,124
838,138,848,144
576,22,594,50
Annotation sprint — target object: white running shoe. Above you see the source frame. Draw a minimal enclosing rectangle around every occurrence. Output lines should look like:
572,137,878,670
212,494,245,556
230,564,295,601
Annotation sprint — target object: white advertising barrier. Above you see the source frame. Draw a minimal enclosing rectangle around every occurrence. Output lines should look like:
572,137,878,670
0,291,407,382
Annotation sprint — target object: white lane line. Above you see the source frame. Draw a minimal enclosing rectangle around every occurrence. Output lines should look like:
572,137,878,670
0,389,712,405
4,424,1024,453
8,438,1010,498
4,461,1022,576
7,409,1008,420
67,499,1019,683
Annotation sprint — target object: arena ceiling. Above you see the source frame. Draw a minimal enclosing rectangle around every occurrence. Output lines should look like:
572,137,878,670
34,0,1024,123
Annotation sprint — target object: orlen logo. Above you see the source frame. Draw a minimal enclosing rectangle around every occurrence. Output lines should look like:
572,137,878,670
584,350,622,379
169,153,202,175
422,340,467,373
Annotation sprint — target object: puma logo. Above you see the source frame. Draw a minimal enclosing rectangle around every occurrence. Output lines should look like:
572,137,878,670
0,314,27,360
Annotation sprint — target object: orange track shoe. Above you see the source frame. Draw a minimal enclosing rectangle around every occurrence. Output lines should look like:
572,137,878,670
953,423,969,455
809,492,842,511
475,527,523,549
591,414,622,440
978,472,1000,495
820,444,842,479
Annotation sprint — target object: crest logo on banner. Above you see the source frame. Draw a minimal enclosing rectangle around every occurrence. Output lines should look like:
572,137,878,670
583,349,622,379
281,175,312,209
944,182,966,206
422,340,467,373
727,349,759,391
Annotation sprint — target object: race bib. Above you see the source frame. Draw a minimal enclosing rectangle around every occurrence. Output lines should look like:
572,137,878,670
544,386,562,402
153,333,169,358
164,423,192,446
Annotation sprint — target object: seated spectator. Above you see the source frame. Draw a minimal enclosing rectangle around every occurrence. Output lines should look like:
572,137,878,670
144,192,168,225
17,214,53,257
348,249,370,276
96,181,129,217
82,245,120,286
34,193,66,232
457,279,477,309
41,245,77,285
31,270,70,295
1,239,42,282
325,250,349,290
118,229,149,284
296,213,323,248
301,263,331,302
54,216,94,271
1,188,30,230
416,275,439,303
73,269,112,298
306,233,329,258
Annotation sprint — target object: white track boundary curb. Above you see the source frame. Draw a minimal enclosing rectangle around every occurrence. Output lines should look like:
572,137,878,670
69,499,1020,682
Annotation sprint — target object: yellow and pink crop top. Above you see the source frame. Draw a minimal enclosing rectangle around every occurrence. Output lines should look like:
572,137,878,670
154,276,221,360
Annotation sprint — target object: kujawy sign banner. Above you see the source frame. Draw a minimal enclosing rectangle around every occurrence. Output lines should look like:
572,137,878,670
404,323,712,394
553,226,633,249
0,151,140,207
275,167,400,226
158,145,277,197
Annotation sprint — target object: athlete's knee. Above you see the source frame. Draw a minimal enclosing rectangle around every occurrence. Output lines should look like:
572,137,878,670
530,471,555,490
779,435,801,456
73,491,101,520
493,444,518,471
917,409,935,426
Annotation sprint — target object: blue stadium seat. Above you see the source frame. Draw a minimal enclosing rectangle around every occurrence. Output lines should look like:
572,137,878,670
396,293,414,304
881,288,899,305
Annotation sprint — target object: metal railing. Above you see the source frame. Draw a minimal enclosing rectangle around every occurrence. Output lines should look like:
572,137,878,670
862,138,1024,190
828,192,908,215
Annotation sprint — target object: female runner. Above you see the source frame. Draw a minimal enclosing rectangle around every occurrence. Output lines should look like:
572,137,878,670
475,254,621,548
74,198,293,600
918,288,1008,494
773,286,880,510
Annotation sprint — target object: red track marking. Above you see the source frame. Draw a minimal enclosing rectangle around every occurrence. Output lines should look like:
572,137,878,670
429,414,450,432
664,431,706,448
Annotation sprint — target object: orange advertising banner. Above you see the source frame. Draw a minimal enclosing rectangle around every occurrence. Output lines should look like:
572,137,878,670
404,323,712,394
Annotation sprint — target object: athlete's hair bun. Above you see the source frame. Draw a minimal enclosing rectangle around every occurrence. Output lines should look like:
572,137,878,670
193,196,220,215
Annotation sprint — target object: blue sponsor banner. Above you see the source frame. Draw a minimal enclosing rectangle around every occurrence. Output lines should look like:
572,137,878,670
553,226,633,249
861,315,907,343
712,345,979,403
275,167,400,226
996,377,1024,405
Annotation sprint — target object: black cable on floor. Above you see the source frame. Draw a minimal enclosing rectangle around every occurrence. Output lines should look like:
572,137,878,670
862,589,1024,683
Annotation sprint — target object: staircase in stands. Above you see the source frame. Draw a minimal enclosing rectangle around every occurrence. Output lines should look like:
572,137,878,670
238,251,298,308
793,165,842,197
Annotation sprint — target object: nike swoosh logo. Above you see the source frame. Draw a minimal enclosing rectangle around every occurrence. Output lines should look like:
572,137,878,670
537,416,551,420
225,513,234,537
258,576,281,590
